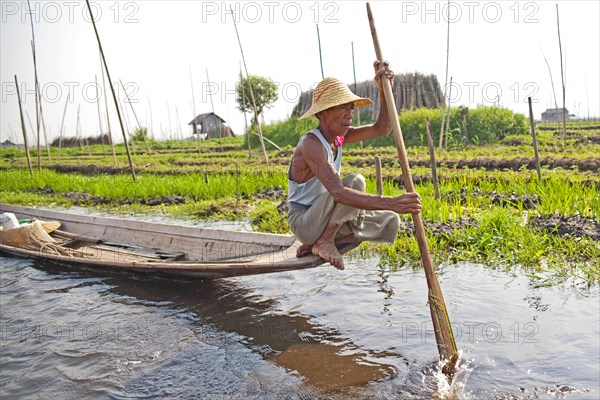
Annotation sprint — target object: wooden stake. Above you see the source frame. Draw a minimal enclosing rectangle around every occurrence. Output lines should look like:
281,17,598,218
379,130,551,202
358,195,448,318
121,79,151,155
528,97,542,180
439,0,451,149
95,74,106,156
374,156,383,196
230,9,269,165
316,24,325,79
556,4,567,138
15,75,34,177
239,64,251,158
352,41,363,149
100,50,117,165
26,0,41,170
206,68,223,152
86,0,136,180
444,76,452,150
57,94,69,159
425,118,441,199
367,2,458,378
189,65,202,155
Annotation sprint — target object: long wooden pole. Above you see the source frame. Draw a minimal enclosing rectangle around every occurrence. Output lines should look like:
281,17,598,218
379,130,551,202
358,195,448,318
189,65,202,155
230,7,269,165
352,41,363,148
425,118,441,200
556,4,567,139
205,68,223,151
316,24,325,79
120,79,151,155
26,0,41,169
528,97,542,181
100,51,117,165
57,94,69,159
15,75,34,177
86,0,136,180
366,3,458,378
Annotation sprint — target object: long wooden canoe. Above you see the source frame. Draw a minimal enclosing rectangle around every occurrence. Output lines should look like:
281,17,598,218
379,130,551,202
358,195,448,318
0,204,356,278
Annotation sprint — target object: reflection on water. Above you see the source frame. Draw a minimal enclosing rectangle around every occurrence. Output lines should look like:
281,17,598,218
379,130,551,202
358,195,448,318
0,253,598,399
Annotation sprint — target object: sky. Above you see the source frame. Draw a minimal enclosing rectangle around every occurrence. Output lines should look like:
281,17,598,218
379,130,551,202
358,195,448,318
1,0,599,144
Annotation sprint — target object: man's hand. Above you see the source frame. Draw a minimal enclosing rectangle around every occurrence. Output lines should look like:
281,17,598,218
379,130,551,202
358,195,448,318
374,60,394,92
389,192,422,214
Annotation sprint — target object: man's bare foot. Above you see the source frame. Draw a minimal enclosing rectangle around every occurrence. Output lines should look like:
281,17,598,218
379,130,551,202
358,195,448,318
312,241,344,270
296,243,313,258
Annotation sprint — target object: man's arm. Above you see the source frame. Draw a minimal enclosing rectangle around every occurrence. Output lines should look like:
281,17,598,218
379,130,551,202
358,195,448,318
301,135,421,214
345,60,395,144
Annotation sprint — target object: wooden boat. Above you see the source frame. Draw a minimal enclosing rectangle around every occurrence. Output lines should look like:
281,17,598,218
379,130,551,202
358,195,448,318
0,204,356,279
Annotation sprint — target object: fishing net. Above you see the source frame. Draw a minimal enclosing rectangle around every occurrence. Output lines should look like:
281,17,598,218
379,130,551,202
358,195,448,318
0,220,69,255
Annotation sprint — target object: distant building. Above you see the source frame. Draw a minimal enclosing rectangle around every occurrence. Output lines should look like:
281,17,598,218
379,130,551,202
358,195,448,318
541,108,572,122
1,140,17,148
188,112,235,139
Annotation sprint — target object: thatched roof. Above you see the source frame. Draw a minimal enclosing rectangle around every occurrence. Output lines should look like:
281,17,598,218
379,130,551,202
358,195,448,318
292,73,444,120
188,112,226,125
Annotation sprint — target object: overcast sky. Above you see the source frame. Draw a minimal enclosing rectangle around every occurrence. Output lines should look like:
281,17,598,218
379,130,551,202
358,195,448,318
1,0,599,144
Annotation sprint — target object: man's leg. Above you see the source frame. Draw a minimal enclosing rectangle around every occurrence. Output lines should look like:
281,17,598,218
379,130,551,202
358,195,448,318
310,173,366,270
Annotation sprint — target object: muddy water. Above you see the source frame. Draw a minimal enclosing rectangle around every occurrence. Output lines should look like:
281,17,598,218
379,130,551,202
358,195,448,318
1,244,598,398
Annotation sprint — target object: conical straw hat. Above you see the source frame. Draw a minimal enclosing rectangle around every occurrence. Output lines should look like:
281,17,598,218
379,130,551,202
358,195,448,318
299,78,372,120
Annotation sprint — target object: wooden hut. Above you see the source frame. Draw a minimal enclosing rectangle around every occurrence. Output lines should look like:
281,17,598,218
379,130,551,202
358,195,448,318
292,73,444,121
541,108,571,122
188,112,235,139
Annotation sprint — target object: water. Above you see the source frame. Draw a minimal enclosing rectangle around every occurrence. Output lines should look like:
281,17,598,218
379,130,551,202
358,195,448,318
1,252,598,399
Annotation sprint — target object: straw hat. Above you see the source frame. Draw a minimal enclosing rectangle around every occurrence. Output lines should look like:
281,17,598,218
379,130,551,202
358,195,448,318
299,77,372,120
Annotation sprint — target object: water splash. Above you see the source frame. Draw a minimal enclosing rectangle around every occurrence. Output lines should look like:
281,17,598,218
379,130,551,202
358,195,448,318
433,350,474,400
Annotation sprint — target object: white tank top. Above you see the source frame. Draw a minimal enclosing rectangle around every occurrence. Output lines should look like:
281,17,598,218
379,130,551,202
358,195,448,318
287,128,342,207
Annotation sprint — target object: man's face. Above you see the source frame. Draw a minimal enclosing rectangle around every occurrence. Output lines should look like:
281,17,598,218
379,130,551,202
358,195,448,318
320,102,354,134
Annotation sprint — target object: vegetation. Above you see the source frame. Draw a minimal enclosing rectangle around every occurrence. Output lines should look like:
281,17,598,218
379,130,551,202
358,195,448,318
1,110,598,286
236,75,278,122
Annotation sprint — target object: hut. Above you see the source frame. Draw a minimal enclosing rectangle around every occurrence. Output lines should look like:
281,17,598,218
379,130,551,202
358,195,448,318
188,112,235,139
541,108,571,122
292,73,444,121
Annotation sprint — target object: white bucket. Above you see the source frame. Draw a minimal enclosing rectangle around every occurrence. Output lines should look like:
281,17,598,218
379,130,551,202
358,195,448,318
0,212,20,230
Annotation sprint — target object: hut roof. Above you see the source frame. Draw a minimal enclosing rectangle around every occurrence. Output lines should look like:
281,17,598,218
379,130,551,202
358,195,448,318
188,112,226,125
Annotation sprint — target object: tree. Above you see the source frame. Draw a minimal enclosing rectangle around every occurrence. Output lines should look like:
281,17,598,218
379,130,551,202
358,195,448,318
236,75,278,123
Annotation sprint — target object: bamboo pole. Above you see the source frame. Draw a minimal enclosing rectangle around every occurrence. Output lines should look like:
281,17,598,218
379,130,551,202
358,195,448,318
352,41,363,149
120,79,151,155
444,76,452,150
86,0,136,180
95,74,106,156
29,40,41,169
230,7,269,165
528,97,542,181
189,65,202,155
57,94,69,159
425,118,441,200
175,107,183,140
374,156,382,196
367,3,458,378
39,105,51,162
15,75,34,177
100,51,117,165
239,64,251,158
556,4,567,138
316,24,325,79
206,68,223,151
538,45,561,132
439,0,451,149
26,0,41,170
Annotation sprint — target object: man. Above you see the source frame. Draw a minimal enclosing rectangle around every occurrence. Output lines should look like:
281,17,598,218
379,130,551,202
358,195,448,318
287,60,422,270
